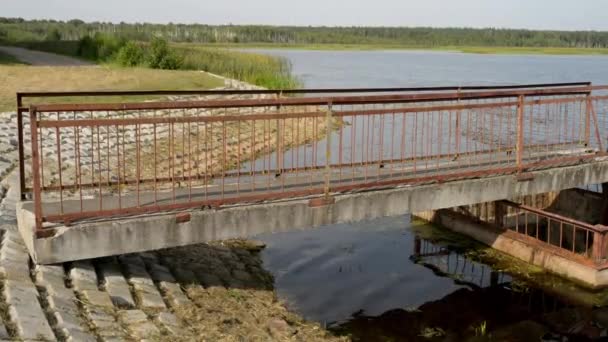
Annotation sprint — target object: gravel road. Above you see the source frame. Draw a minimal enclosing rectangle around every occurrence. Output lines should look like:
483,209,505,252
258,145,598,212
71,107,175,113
0,45,93,66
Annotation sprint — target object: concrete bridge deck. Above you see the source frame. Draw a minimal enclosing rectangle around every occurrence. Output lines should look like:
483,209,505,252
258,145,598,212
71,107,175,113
19,156,608,263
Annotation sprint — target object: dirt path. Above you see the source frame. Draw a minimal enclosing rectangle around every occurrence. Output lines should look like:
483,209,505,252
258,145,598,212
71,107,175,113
0,46,93,66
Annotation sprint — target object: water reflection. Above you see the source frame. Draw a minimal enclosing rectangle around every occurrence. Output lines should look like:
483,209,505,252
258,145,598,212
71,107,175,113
333,237,574,341
259,218,608,341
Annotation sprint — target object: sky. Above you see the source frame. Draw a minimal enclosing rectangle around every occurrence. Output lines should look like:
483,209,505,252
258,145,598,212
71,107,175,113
4,0,608,31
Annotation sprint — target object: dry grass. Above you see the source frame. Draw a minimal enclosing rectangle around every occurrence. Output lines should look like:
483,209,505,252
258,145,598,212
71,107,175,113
157,241,347,342
0,65,223,112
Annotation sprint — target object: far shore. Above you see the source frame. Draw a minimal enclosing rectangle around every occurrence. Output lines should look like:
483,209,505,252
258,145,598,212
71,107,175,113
176,42,608,56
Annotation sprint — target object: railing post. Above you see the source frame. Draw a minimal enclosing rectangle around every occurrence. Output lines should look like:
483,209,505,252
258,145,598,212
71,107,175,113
275,92,283,176
17,93,26,200
592,225,608,263
276,118,282,175
324,102,333,199
587,94,604,153
516,95,524,171
585,94,591,147
29,106,43,233
455,87,461,159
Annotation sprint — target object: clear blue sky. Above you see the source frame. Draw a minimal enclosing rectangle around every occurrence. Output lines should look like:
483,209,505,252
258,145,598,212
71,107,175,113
4,0,608,31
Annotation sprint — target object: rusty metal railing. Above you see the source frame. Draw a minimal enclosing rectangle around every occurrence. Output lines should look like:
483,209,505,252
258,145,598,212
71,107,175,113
494,200,608,264
15,82,593,200
22,83,608,234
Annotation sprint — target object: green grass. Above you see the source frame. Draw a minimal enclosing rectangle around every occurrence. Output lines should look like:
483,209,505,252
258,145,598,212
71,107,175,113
0,65,223,112
184,42,608,55
0,50,26,65
6,39,302,89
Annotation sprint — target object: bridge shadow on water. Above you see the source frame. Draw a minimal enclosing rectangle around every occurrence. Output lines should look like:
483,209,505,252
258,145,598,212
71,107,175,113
256,216,608,341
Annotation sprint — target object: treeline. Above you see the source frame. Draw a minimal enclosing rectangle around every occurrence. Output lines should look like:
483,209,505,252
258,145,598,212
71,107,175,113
2,17,608,48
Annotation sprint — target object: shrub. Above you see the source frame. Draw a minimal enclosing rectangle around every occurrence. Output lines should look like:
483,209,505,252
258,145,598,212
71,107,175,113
77,33,127,61
77,35,98,59
146,37,183,70
116,41,145,66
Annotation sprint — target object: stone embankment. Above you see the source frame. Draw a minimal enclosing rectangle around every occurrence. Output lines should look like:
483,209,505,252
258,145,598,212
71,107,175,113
0,78,344,341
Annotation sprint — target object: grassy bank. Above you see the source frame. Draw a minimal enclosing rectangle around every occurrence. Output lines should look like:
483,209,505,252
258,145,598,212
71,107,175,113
0,65,222,111
11,38,302,89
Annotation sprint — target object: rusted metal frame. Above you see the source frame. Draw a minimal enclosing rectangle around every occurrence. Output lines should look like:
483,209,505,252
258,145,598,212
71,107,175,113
116,124,122,210
13,83,594,198
35,138,582,193
501,227,603,269
499,200,601,232
589,96,604,152
73,113,83,212
31,86,596,113
27,88,604,224
37,148,595,226
590,95,608,102
524,95,588,107
501,201,608,262
29,106,43,232
96,123,103,210
54,125,64,214
585,94,592,147
41,164,524,226
16,82,592,100
112,120,591,190
31,95,589,131
324,103,333,198
516,95,525,170
36,110,326,128
17,94,26,200
136,120,141,207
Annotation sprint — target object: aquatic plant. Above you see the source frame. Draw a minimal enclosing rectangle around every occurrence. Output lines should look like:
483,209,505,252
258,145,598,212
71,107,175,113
418,327,445,338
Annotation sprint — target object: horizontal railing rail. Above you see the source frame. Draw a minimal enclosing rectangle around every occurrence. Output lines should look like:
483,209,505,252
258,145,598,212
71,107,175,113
15,81,594,102
28,85,601,112
21,83,608,235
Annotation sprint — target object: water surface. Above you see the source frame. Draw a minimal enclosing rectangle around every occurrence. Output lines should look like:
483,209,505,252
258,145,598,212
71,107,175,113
248,49,608,87
253,50,608,341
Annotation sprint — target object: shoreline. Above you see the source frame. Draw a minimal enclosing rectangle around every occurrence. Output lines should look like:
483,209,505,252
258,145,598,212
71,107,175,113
179,43,608,56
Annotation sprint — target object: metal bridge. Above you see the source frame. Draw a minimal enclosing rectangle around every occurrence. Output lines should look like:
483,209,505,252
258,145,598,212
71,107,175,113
14,82,608,263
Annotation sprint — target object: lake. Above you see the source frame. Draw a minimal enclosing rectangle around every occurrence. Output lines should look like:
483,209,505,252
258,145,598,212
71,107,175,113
247,49,608,87
253,50,608,341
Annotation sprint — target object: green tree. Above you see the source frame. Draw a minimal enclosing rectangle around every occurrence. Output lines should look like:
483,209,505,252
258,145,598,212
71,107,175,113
46,28,61,41
146,37,183,70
